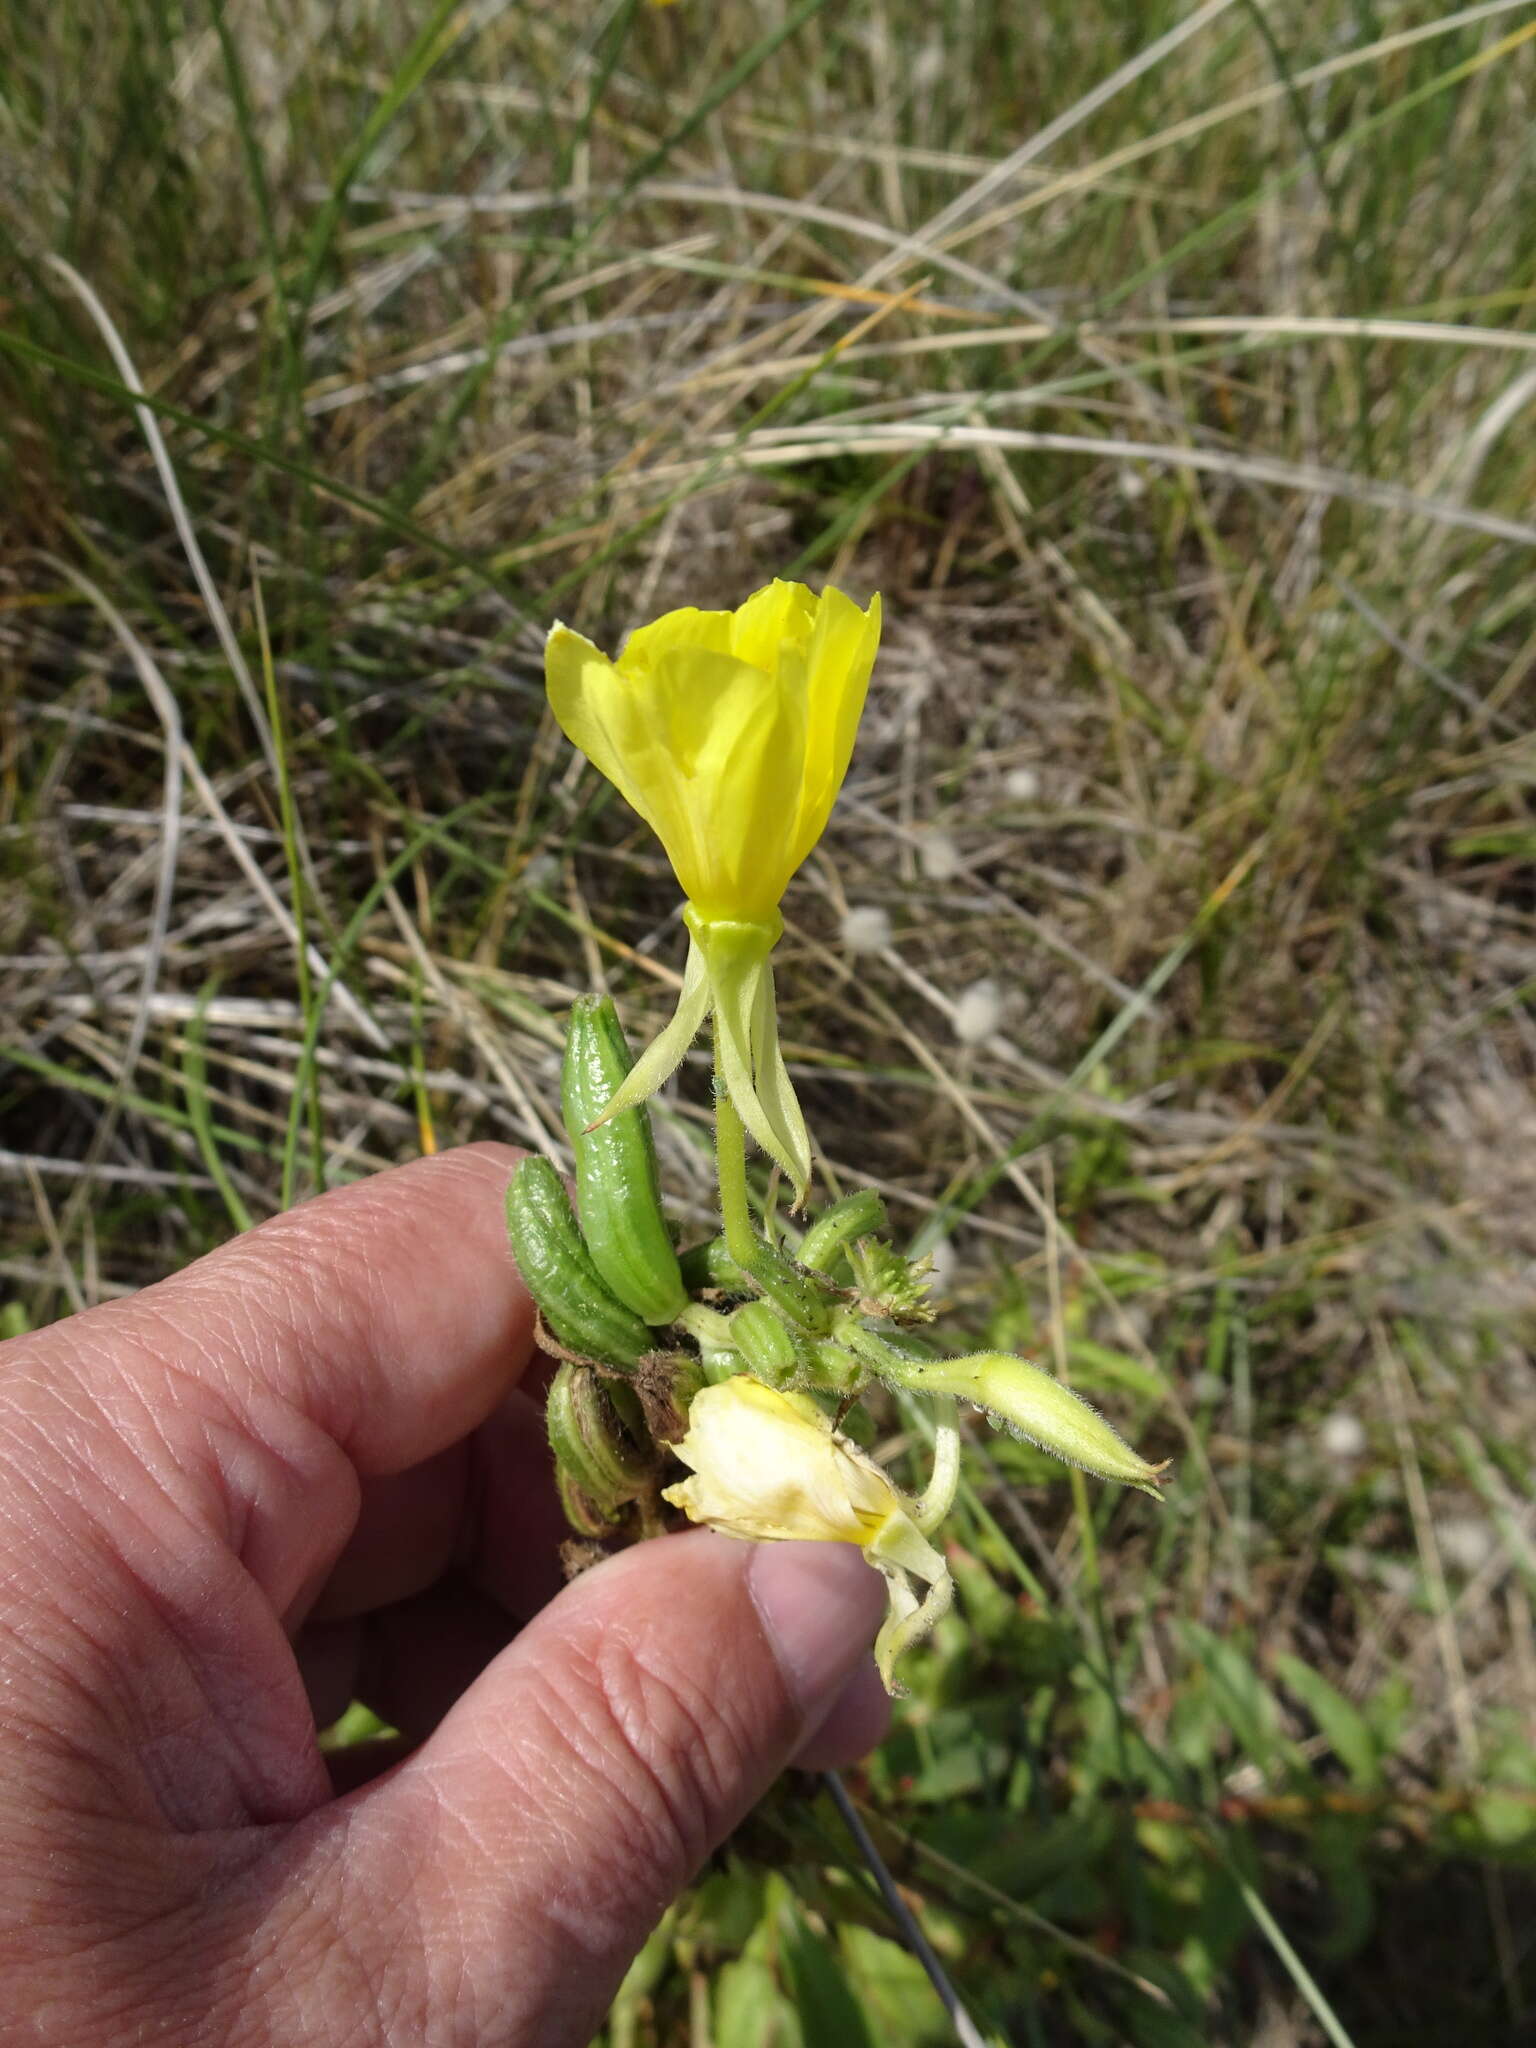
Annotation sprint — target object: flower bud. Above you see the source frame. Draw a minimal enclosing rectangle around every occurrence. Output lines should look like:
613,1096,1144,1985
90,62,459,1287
873,1350,1167,1497
728,1300,806,1389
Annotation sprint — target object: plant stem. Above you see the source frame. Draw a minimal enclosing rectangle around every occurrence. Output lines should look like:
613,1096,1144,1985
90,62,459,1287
713,1021,759,1270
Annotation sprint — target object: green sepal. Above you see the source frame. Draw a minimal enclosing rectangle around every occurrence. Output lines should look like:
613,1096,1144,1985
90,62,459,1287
585,940,711,1124
688,910,812,1202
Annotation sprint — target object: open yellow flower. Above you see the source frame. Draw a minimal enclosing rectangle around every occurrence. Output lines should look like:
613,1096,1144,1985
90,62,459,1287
546,580,881,1199
663,1374,951,1693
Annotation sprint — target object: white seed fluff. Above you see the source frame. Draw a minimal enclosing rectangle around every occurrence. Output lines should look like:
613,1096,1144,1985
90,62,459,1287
925,1234,958,1291
1435,1514,1496,1575
919,831,962,882
840,905,893,955
1320,1410,1367,1461
1005,765,1041,802
954,977,1004,1045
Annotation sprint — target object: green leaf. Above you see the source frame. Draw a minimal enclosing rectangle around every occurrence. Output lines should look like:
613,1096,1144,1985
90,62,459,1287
1175,1624,1285,1768
775,1911,874,2048
1274,1653,1382,1788
713,1957,803,2048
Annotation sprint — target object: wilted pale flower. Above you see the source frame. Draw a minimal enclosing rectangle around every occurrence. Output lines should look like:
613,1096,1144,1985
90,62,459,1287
546,580,880,1198
664,1375,897,1545
664,1375,951,1692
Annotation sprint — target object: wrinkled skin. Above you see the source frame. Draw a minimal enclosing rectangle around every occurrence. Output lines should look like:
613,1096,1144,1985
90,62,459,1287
0,1145,887,2044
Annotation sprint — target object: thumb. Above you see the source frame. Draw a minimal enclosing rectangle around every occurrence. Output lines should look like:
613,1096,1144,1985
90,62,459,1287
284,1530,885,2046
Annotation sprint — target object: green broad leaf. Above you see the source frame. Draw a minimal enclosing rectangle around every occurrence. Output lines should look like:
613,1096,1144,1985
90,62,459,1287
713,1957,803,2048
682,1865,767,1951
1174,1624,1286,1769
837,1926,953,2047
1309,1815,1376,1958
1274,1653,1382,1788
778,1914,875,2048
1470,1789,1536,1850
1063,1337,1166,1403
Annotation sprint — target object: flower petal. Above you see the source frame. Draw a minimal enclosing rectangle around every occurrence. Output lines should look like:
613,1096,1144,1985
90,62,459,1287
544,623,653,821
727,579,816,673
620,604,735,673
789,588,880,871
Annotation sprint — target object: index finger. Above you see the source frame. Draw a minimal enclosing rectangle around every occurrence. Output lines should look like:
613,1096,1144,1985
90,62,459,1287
5,1142,538,1478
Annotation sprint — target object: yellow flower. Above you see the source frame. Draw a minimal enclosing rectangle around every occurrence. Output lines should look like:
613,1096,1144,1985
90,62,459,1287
664,1374,951,1693
546,580,880,1197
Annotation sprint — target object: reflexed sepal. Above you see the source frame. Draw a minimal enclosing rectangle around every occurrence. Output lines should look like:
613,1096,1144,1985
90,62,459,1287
689,910,812,1203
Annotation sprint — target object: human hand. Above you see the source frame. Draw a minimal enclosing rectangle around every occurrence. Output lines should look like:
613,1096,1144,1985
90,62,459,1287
0,1144,888,2044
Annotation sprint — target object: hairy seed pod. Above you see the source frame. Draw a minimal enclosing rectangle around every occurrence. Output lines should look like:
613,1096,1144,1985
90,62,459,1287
547,1361,654,1512
678,1234,752,1296
798,1190,888,1274
728,1300,806,1389
505,1156,652,1370
562,996,688,1325
743,1236,835,1336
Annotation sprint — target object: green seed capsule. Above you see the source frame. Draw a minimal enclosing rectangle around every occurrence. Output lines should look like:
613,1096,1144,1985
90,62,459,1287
556,1466,626,1539
547,1360,654,1507
505,1155,652,1370
678,1235,751,1295
743,1236,835,1335
562,996,688,1325
727,1300,806,1388
798,1190,888,1274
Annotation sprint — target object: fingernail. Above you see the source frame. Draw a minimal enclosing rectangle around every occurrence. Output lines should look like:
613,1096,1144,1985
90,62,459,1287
748,1541,885,1717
